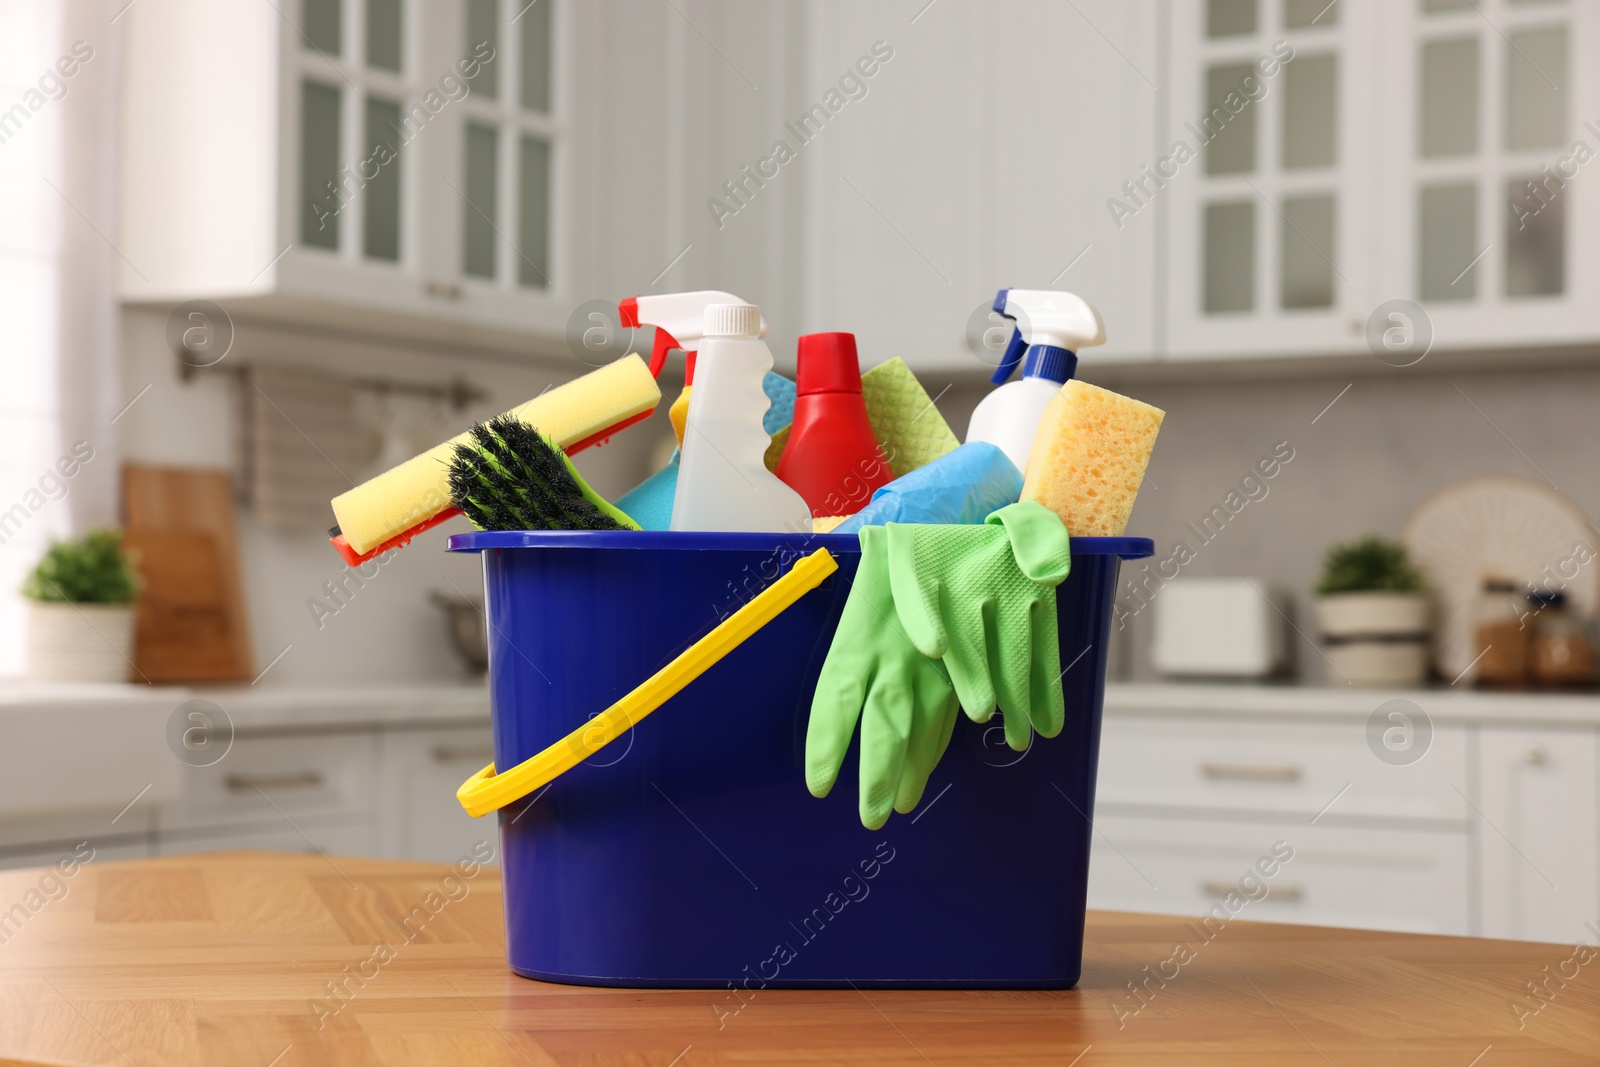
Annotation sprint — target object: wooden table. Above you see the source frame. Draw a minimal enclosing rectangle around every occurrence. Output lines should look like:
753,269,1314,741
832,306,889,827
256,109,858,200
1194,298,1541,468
1,852,1596,1066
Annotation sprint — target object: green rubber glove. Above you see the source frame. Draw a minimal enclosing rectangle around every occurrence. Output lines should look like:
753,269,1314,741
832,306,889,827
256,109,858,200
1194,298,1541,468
806,525,962,830
885,500,1072,751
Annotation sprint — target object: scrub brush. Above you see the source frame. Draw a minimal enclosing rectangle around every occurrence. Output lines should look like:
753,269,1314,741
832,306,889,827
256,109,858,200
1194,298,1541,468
447,415,640,532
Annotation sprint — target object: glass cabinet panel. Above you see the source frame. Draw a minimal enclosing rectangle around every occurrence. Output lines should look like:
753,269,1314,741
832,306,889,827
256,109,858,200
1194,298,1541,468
365,0,402,72
517,137,551,287
1205,63,1257,175
363,97,402,262
1207,0,1257,37
304,0,342,54
467,0,501,99
1282,54,1337,169
519,0,552,112
1505,27,1567,151
1204,201,1256,313
1284,0,1336,28
1280,195,1335,308
301,80,342,250
463,123,499,278
1420,38,1478,157
1504,175,1564,296
1418,183,1478,300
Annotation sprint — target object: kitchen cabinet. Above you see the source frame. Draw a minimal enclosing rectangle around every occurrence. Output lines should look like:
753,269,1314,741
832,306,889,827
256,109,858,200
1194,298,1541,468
0,690,494,872
1165,0,1600,361
1163,0,1380,361
1093,684,1600,942
377,727,498,862
119,0,570,346
796,0,1160,373
117,0,809,355
1372,0,1600,353
1476,724,1600,944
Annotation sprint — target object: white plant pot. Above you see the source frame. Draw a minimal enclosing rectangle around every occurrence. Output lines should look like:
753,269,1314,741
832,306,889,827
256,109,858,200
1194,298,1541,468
1315,592,1431,637
1323,642,1431,688
1315,592,1431,687
25,602,136,683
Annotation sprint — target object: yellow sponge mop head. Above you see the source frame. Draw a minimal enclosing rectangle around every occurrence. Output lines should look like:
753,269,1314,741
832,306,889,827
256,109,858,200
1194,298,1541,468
1021,380,1163,537
331,354,660,553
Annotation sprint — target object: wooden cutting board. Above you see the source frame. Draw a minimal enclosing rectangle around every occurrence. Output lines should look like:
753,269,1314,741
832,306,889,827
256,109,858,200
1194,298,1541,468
123,464,253,682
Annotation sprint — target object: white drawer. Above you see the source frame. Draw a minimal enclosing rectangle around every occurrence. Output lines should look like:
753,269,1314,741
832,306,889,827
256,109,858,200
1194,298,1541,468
1096,715,1469,823
155,818,373,859
1087,814,1472,936
160,732,378,832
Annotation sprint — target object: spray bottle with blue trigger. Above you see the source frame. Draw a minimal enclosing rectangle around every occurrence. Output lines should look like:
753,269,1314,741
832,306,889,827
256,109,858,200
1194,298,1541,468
964,288,1106,474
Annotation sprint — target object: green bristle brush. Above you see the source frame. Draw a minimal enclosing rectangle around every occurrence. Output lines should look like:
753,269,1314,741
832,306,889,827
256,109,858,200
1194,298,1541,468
447,414,639,532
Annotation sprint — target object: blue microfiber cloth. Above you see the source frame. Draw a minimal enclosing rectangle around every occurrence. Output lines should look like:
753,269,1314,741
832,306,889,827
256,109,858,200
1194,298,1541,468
763,371,796,435
616,457,678,530
833,442,1022,534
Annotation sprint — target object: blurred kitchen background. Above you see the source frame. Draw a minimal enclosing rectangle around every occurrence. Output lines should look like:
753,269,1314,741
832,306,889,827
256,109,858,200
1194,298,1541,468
4,0,1600,946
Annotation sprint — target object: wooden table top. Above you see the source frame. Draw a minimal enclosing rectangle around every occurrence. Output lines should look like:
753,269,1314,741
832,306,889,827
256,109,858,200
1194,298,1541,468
1,851,1596,1066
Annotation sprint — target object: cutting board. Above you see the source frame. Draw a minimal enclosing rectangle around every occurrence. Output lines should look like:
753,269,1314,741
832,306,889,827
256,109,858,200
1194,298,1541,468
123,465,254,682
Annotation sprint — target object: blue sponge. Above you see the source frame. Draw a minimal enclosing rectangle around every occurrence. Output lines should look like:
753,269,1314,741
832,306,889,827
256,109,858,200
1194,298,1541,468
763,371,796,435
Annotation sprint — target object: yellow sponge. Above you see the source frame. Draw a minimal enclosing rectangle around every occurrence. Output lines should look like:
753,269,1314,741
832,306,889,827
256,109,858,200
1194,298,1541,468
1021,380,1163,537
669,388,691,448
331,354,660,553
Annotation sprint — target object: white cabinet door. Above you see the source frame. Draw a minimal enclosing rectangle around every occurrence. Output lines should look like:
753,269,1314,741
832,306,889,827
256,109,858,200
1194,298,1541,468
1476,725,1600,945
121,0,576,347
799,0,1159,373
377,727,499,864
1164,0,1379,360
1373,0,1600,354
1089,814,1472,936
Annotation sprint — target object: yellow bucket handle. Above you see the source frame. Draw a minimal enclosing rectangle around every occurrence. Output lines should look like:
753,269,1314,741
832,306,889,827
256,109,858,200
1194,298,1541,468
457,547,838,818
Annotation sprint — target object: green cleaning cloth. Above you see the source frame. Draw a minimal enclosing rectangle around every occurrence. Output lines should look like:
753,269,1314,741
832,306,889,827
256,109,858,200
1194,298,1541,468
861,358,960,477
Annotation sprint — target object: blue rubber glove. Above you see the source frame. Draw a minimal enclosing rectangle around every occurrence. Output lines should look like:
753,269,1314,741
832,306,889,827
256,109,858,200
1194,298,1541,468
885,501,1072,750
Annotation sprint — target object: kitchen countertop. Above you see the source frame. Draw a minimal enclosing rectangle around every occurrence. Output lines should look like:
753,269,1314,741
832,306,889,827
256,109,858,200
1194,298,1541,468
0,682,489,730
1108,680,1600,725
6,678,1600,731
1,852,1595,1066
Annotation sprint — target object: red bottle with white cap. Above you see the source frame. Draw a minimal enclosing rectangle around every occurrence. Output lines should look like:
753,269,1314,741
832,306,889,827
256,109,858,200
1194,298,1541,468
776,332,892,518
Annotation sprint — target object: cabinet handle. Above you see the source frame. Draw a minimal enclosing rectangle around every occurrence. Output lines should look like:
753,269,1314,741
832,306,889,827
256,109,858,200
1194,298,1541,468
423,281,463,301
432,745,495,764
225,771,325,793
1525,745,1547,766
1199,762,1301,782
1201,880,1303,903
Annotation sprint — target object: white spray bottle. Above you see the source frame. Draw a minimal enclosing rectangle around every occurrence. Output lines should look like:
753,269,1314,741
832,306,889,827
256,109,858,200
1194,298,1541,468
965,289,1106,474
671,304,811,533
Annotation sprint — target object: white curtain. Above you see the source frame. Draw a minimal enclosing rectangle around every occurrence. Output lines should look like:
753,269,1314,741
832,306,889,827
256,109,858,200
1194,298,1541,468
0,0,122,676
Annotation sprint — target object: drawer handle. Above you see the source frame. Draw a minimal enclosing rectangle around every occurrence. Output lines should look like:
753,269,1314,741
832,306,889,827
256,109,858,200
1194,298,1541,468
432,745,496,764
1199,762,1301,783
224,771,325,793
1201,880,1304,903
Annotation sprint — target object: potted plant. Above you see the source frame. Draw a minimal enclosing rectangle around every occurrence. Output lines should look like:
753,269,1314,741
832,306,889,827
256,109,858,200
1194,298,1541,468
1314,537,1431,687
22,529,140,683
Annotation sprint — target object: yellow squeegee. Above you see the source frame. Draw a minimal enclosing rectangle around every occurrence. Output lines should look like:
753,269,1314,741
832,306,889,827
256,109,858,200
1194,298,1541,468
329,354,661,564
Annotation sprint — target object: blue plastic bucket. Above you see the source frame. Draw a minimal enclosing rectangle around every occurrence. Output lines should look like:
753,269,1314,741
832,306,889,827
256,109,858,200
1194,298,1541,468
449,528,1152,989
